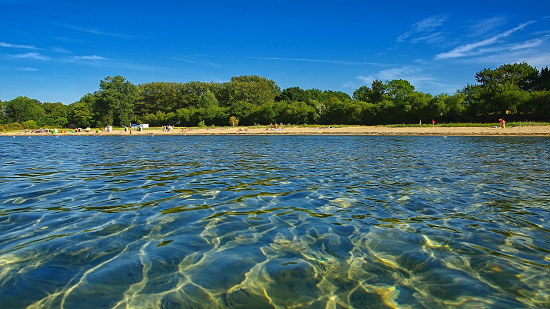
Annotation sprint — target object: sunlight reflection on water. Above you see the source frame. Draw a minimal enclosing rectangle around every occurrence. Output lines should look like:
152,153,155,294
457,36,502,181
0,135,549,308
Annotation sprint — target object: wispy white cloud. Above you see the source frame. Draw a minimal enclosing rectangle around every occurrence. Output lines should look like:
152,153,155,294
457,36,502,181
532,29,550,36
12,52,51,60
435,21,535,59
73,55,107,60
0,41,39,49
467,17,507,37
17,67,39,71
54,36,84,43
62,24,137,39
240,56,387,66
357,66,435,86
509,38,544,50
349,65,459,94
4,44,75,59
397,15,447,44
61,55,163,71
50,46,71,54
463,48,550,68
166,56,221,69
10,52,108,63
519,53,550,67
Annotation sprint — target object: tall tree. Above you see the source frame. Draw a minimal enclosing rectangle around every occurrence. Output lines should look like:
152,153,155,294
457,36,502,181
226,75,280,106
353,80,386,103
4,96,45,124
96,76,139,126
304,89,325,102
535,67,550,91
475,62,538,91
370,80,386,103
526,90,550,119
473,63,539,116
229,100,260,125
197,90,219,109
41,102,69,127
0,99,5,124
443,93,467,122
323,90,351,102
138,82,182,114
277,87,308,102
385,79,415,104
352,85,372,102
69,94,96,127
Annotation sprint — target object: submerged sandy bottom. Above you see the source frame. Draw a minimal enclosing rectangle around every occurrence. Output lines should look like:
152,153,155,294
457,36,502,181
0,136,549,308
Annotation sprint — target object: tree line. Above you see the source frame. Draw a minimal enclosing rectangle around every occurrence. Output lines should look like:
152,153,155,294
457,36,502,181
1,62,549,130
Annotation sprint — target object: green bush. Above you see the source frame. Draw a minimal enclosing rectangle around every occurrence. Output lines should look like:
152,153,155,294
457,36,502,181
229,116,239,126
22,120,39,129
4,122,24,131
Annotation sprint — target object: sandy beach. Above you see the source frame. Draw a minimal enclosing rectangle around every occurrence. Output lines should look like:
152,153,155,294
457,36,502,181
2,125,550,136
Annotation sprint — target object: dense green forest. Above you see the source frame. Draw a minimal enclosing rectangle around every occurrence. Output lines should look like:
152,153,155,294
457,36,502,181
1,62,549,131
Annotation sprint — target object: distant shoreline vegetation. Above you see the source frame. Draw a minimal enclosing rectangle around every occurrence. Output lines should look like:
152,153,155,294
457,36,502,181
1,62,549,131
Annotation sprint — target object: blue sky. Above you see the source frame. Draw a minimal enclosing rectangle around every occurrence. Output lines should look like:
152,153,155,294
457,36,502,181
1,0,549,104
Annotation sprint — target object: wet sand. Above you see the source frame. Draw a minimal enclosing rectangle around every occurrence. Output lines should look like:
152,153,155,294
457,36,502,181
3,125,550,136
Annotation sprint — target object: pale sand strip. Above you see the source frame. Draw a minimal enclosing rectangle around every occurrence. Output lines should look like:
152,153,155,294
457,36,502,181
3,125,549,136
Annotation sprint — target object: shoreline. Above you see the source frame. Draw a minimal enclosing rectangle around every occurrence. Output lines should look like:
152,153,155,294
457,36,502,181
2,125,549,137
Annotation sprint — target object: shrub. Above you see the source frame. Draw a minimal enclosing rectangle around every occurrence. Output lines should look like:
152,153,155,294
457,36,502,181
22,120,39,129
5,122,24,131
229,116,239,126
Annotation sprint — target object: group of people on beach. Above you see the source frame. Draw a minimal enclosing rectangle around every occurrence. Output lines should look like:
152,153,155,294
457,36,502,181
267,122,285,131
499,118,507,129
123,125,144,133
24,127,93,134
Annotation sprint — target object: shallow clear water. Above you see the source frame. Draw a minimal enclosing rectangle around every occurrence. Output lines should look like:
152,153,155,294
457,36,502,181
0,135,548,308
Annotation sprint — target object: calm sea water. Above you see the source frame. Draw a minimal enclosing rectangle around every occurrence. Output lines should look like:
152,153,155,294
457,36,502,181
0,135,548,308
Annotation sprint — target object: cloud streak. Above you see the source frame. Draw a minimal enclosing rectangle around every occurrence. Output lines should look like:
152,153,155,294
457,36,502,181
357,66,435,86
17,67,39,71
460,47,550,68
467,17,507,37
397,15,447,43
0,41,39,49
351,65,460,94
509,38,544,50
61,24,137,39
166,56,221,69
240,56,388,67
435,21,535,59
12,52,51,60
73,55,107,60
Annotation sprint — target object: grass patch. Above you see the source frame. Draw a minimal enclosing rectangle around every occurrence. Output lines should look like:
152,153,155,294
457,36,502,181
508,121,550,126
386,123,493,127
387,122,550,128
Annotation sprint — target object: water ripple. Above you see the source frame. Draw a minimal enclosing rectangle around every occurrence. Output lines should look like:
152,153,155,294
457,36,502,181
0,135,549,308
